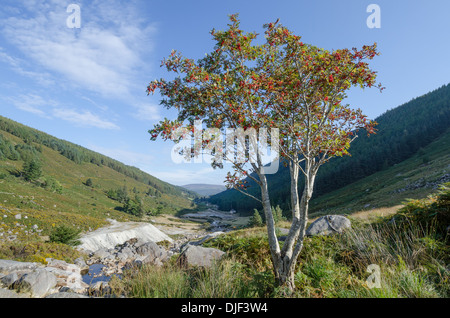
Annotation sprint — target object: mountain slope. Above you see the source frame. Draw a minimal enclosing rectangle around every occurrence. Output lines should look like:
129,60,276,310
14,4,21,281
209,83,450,214
0,116,197,239
309,125,450,216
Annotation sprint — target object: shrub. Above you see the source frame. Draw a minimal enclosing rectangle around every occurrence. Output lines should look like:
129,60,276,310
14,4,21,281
22,158,42,181
204,231,272,272
42,176,63,194
395,182,450,238
85,178,93,187
272,205,284,224
123,195,144,217
248,209,263,227
49,225,81,246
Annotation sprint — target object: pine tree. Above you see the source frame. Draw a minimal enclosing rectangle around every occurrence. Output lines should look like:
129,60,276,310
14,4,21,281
85,178,93,187
22,158,42,182
249,209,264,227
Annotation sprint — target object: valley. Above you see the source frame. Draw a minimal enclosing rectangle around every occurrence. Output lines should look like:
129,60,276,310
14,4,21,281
0,84,449,299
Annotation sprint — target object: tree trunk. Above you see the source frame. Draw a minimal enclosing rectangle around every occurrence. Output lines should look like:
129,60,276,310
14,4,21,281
257,168,281,275
273,159,316,291
256,153,318,291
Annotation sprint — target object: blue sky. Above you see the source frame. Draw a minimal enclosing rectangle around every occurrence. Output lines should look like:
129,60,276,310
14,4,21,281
0,0,449,186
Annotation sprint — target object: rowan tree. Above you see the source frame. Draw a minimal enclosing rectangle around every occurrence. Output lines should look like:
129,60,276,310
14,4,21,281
147,14,383,290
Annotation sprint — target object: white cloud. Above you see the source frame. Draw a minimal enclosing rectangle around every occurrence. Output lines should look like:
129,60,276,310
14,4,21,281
149,166,227,186
52,108,120,130
0,0,158,117
87,144,154,169
132,103,161,121
0,48,54,86
4,92,119,130
6,94,54,117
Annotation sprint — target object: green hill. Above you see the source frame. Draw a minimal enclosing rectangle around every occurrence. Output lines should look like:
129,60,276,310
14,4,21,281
309,125,450,216
209,83,450,215
0,115,198,241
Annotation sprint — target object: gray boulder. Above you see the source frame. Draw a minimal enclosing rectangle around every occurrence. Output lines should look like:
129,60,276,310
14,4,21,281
44,258,88,293
115,246,136,262
136,241,168,263
0,259,39,274
1,272,19,287
0,287,29,298
74,257,89,275
178,245,225,268
91,248,112,260
13,268,57,298
306,215,351,237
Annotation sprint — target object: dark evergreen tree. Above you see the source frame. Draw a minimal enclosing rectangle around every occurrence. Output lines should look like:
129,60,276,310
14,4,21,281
22,158,42,182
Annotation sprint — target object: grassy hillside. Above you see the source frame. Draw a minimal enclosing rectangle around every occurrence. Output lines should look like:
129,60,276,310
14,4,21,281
309,126,450,217
209,83,450,214
0,117,198,243
111,184,449,298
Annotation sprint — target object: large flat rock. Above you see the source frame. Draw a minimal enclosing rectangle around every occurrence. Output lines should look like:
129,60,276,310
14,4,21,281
77,219,173,252
0,260,39,274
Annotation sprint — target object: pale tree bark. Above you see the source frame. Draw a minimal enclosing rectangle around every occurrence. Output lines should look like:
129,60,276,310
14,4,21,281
239,148,320,291
262,156,318,290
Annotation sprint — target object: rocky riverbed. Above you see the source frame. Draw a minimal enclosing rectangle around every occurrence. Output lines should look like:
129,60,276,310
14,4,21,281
0,213,228,298
0,211,352,298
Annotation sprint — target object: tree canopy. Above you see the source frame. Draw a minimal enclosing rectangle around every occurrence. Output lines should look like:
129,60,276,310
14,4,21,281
147,14,382,289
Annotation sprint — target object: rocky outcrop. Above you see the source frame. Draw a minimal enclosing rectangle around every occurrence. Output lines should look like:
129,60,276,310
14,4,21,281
44,258,88,293
12,269,58,298
393,174,450,194
0,222,229,298
178,245,225,268
0,258,88,298
85,238,172,278
306,215,351,236
77,219,173,253
0,259,38,273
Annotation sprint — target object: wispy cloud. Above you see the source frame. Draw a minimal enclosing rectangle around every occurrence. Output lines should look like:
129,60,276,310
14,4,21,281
52,108,120,130
149,166,227,186
0,0,160,121
4,93,119,130
87,144,154,168
0,48,55,86
132,102,161,121
5,94,54,117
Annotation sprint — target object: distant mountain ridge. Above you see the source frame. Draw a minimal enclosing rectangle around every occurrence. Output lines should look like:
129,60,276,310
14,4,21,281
209,83,450,214
182,184,227,197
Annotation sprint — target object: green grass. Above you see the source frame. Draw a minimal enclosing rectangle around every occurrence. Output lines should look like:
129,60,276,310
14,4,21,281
0,129,195,239
310,128,450,217
109,258,261,298
112,185,449,298
0,127,198,264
